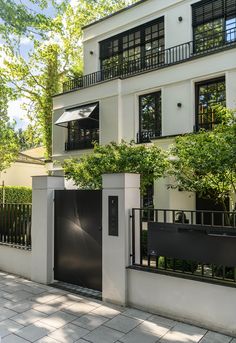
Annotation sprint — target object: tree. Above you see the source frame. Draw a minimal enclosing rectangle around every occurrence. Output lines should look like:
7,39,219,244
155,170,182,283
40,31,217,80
63,141,168,193
1,0,138,158
169,107,236,210
0,77,19,172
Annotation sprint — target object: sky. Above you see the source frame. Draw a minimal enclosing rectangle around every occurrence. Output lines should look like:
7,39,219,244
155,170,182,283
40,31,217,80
6,0,61,130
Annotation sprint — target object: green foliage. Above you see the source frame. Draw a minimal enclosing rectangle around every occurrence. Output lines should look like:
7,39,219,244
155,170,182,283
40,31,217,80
0,186,32,204
63,141,168,193
169,107,236,208
0,0,138,158
0,76,19,172
158,257,199,273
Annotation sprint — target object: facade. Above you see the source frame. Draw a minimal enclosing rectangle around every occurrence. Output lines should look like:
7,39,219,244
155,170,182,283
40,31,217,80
0,147,47,187
52,0,236,211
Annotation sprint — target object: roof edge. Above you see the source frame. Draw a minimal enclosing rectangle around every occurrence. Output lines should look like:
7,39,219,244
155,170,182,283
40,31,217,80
83,0,149,30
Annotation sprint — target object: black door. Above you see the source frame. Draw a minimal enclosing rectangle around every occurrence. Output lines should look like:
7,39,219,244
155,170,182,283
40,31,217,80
54,190,102,291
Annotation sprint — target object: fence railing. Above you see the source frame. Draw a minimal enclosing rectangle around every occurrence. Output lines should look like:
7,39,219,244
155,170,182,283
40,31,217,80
131,208,236,286
0,203,32,250
62,27,236,93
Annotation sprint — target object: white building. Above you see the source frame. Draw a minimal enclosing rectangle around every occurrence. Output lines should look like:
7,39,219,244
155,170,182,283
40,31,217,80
52,0,236,211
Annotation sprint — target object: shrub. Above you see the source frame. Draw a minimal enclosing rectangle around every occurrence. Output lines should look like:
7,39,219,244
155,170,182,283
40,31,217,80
158,256,198,273
0,186,32,204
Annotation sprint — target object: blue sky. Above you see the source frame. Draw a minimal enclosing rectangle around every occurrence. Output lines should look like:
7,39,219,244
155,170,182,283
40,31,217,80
7,0,60,129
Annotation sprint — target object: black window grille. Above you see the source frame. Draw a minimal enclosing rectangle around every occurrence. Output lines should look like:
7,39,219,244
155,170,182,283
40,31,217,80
138,91,162,143
192,0,236,52
100,17,164,73
195,77,226,131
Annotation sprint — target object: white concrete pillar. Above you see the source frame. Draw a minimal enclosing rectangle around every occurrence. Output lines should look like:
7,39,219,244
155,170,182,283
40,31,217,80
102,173,140,306
31,176,64,284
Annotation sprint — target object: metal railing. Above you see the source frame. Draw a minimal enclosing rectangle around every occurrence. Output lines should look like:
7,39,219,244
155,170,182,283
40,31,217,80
130,208,236,286
65,128,99,151
62,27,236,93
137,130,161,143
0,203,32,250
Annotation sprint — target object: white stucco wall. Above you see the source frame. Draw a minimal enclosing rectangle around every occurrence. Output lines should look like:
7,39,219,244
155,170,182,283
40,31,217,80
0,162,46,187
128,268,236,336
0,246,31,279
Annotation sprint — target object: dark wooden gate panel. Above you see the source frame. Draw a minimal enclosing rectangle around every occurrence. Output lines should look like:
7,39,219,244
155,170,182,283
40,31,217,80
54,190,102,291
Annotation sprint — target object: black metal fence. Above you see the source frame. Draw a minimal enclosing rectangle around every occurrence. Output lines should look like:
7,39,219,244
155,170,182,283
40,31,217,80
62,27,236,93
0,203,32,250
131,208,236,286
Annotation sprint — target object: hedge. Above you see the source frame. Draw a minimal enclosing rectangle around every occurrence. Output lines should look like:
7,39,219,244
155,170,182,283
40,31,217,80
0,186,32,204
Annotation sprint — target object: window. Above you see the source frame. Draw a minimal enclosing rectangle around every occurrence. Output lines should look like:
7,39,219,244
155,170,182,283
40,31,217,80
192,0,236,52
138,92,162,143
65,103,99,151
100,17,164,73
195,77,226,131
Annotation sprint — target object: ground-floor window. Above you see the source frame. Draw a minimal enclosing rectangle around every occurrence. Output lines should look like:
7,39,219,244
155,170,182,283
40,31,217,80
195,77,226,131
138,91,162,143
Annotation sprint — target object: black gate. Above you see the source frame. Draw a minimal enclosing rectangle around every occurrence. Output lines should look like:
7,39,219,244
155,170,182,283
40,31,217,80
54,190,102,291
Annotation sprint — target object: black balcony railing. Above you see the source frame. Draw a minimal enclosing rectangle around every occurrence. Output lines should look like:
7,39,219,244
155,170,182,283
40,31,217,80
65,128,99,151
62,27,236,93
137,130,161,143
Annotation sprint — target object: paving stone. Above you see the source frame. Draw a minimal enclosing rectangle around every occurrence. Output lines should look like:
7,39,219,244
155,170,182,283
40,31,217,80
119,326,161,343
72,313,109,330
136,319,171,337
90,305,121,318
30,293,63,304
83,325,124,343
2,334,29,343
16,321,56,342
104,314,141,333
0,319,23,338
48,323,89,343
39,310,76,328
3,290,34,302
4,300,35,313
11,309,48,326
36,338,61,343
64,302,96,316
160,323,207,343
0,308,17,321
33,304,61,315
122,308,151,320
199,331,232,343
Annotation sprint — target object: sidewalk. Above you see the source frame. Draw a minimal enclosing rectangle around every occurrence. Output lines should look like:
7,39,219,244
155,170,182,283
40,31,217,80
0,271,234,343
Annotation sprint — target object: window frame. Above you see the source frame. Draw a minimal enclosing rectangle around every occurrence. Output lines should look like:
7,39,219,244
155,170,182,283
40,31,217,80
99,17,165,71
138,91,162,143
192,0,236,51
195,76,226,131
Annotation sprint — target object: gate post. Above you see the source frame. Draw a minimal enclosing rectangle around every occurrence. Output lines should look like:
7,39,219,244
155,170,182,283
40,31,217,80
31,176,64,284
102,173,140,306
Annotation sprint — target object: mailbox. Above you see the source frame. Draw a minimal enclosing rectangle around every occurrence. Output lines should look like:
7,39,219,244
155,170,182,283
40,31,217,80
108,196,118,236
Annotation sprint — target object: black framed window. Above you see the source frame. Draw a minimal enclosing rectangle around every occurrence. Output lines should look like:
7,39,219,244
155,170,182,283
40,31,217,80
100,17,164,71
195,77,226,131
66,104,99,151
138,91,162,143
192,0,236,52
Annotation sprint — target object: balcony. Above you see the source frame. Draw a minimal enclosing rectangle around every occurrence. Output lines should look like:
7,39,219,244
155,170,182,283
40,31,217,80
65,128,99,151
62,28,236,94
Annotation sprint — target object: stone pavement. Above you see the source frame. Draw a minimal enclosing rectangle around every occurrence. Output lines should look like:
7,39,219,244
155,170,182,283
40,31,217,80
0,272,234,343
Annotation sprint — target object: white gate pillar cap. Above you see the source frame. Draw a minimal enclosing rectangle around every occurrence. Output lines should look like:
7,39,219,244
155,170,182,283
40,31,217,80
102,173,140,189
32,175,65,190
